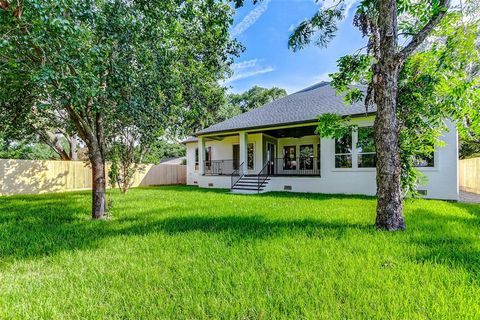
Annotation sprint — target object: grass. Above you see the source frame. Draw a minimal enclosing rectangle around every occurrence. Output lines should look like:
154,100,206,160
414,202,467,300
0,186,479,319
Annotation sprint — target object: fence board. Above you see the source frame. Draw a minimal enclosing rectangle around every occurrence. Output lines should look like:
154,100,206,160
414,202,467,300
459,157,480,194
0,159,186,196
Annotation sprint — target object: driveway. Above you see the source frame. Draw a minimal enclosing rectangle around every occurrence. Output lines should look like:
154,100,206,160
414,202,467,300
459,191,480,204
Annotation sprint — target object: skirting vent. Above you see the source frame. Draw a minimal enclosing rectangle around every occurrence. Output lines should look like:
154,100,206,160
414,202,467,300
284,185,292,191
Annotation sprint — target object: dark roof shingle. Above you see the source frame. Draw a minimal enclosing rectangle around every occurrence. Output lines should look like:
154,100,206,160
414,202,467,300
197,82,374,135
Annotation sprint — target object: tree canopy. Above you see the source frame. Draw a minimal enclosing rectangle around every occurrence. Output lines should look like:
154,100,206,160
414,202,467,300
0,0,240,218
214,86,287,124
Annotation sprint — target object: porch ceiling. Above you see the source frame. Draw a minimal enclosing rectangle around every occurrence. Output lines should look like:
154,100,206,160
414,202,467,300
262,125,317,138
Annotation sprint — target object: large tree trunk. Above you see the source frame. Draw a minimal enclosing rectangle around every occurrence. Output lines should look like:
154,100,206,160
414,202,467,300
64,104,107,219
91,145,107,219
373,0,405,231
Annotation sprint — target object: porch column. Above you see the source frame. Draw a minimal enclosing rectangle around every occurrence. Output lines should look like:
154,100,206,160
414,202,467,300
239,131,248,175
198,136,205,175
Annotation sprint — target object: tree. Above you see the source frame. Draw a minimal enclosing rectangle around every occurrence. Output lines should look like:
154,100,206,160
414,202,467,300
460,136,480,159
214,86,287,123
1,0,239,219
229,86,287,113
141,140,186,165
296,3,480,230
283,0,462,230
317,13,480,199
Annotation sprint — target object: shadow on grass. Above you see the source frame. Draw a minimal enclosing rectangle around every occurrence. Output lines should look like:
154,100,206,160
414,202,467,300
0,190,373,262
1,186,479,281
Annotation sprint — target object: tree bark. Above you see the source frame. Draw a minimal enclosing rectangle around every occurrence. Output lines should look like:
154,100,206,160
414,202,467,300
69,136,78,160
64,104,107,219
39,130,71,160
373,0,405,231
91,144,107,219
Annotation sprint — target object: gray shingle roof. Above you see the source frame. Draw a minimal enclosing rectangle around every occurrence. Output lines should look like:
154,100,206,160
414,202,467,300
197,82,374,135
181,136,198,144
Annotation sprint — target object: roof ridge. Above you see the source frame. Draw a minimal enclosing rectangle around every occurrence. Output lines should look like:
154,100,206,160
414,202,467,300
292,81,331,94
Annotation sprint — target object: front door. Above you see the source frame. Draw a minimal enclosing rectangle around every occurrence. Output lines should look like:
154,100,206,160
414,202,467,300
267,143,275,175
232,144,240,170
283,146,297,170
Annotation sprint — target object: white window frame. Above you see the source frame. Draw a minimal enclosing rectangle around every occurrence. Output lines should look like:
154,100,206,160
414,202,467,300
334,129,354,169
247,142,255,171
233,142,255,171
333,125,438,171
333,126,376,171
356,126,376,169
194,147,199,172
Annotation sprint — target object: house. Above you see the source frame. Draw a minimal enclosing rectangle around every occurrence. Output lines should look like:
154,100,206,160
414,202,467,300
183,82,458,200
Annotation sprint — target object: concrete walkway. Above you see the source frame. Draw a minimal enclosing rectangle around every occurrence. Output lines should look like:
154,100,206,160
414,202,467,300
459,191,480,204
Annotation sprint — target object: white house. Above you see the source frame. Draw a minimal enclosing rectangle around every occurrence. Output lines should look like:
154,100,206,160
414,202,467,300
184,82,458,200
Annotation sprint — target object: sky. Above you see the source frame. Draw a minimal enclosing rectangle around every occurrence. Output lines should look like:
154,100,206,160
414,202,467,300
226,0,368,94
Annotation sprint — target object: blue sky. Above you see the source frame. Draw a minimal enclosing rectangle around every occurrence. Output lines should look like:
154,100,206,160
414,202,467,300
227,0,367,94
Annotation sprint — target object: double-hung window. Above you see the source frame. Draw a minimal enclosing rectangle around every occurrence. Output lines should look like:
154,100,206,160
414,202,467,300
194,148,199,171
334,126,376,169
357,126,376,168
300,144,314,170
413,143,435,167
335,130,353,168
247,143,254,170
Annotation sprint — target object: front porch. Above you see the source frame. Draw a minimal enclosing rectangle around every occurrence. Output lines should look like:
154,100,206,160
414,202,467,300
197,123,321,178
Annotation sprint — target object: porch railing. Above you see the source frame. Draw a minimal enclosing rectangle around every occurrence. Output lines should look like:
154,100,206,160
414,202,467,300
204,157,320,176
269,157,320,176
257,161,270,192
231,162,245,189
204,159,239,175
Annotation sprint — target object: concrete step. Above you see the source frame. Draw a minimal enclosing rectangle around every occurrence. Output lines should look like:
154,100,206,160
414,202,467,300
231,188,264,194
234,183,268,188
237,177,270,182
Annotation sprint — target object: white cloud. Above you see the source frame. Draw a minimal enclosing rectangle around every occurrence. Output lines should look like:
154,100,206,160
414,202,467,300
231,59,259,71
225,59,275,83
231,0,272,37
227,67,275,83
318,0,357,19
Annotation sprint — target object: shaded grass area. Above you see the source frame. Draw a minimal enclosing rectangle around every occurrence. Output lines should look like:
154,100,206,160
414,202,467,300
0,186,479,319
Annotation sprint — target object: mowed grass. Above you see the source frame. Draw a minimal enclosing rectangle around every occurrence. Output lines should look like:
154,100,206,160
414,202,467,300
0,186,479,319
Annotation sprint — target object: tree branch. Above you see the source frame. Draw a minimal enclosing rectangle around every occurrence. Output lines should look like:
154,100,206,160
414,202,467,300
398,0,451,61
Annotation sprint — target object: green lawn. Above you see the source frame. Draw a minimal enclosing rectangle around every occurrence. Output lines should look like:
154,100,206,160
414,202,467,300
0,186,479,319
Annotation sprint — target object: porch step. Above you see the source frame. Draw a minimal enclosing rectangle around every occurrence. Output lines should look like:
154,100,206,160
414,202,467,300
231,175,270,193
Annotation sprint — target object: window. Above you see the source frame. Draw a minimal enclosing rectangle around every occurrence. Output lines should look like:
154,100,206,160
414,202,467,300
335,130,353,168
283,146,297,170
300,144,314,170
233,145,240,170
195,148,199,171
233,143,254,170
205,146,211,169
357,126,376,168
414,154,435,167
317,143,321,171
413,142,435,168
247,143,254,170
